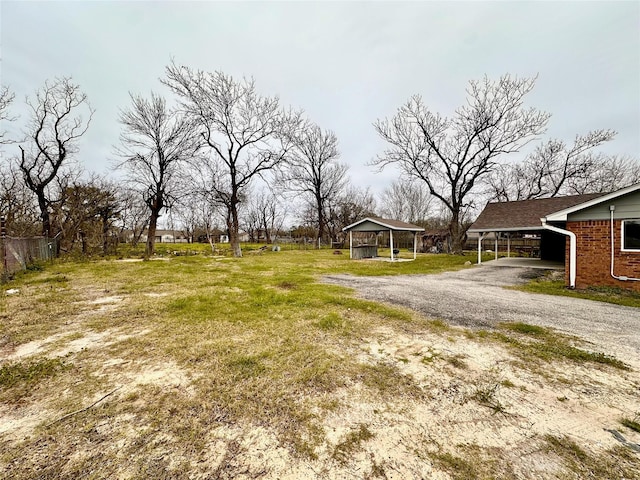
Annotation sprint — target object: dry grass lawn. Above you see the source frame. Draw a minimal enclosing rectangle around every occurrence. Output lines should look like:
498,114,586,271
1,248,638,479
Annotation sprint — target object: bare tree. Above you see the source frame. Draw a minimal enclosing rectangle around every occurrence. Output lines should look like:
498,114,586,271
373,75,550,253
0,86,16,145
325,185,376,245
487,132,638,200
163,62,302,257
116,92,200,258
116,187,149,247
18,77,93,237
0,163,39,236
378,177,433,224
243,188,287,243
580,155,640,193
281,123,347,247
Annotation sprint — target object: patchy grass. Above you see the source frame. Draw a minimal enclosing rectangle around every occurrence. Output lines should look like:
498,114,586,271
0,358,71,404
0,358,68,389
544,435,640,480
1,248,442,475
490,322,629,370
469,381,506,414
332,424,375,464
513,277,640,308
0,248,635,479
620,416,640,433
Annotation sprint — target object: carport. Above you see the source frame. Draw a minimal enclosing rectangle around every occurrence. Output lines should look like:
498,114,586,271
468,193,605,267
342,217,425,261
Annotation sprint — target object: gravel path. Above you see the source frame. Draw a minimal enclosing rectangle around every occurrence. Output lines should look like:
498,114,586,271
323,264,640,366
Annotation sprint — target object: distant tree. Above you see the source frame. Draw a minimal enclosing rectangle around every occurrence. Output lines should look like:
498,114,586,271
325,185,376,245
116,187,148,247
281,123,347,247
378,177,433,224
0,163,39,236
163,62,302,257
243,188,287,243
52,177,120,255
116,92,200,258
18,77,93,237
485,130,634,200
373,75,550,253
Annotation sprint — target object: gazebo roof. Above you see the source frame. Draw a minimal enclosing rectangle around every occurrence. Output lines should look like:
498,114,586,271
343,217,425,233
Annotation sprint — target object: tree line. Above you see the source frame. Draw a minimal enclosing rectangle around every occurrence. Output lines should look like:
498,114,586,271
1,69,638,257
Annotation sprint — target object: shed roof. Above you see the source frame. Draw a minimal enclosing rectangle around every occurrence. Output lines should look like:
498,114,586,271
468,193,605,233
343,217,425,233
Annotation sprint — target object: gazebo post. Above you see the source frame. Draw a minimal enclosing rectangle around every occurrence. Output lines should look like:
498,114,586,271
413,232,418,260
507,233,511,258
478,232,485,264
495,233,498,260
390,229,394,261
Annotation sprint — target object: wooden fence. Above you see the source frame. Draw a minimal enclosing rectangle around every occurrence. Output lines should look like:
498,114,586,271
1,217,58,280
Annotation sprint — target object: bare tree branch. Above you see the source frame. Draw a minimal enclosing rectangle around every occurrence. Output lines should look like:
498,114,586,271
115,91,201,257
278,122,347,246
18,77,93,237
162,61,303,257
373,74,549,253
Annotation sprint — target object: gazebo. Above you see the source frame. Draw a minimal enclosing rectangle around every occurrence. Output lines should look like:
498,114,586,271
342,217,425,261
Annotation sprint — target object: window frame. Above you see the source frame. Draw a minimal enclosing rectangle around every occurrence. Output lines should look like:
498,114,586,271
621,219,640,252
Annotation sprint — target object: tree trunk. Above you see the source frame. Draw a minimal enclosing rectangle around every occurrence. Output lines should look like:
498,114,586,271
37,192,51,237
80,230,87,254
228,200,242,257
448,212,465,255
102,214,110,256
146,210,159,259
316,193,324,249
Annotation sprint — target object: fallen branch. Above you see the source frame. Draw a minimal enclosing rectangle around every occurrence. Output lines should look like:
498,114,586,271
46,386,122,427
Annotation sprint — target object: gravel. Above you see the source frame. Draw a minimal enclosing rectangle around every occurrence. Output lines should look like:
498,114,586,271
323,264,640,366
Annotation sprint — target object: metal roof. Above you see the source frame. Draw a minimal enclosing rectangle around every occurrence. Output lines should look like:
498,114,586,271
342,217,425,232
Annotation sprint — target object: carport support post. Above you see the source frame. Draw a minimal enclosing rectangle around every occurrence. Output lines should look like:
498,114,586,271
349,231,353,259
413,232,418,260
495,233,498,260
477,232,485,265
507,233,511,258
390,229,394,261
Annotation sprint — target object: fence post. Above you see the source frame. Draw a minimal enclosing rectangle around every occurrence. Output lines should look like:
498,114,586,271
1,216,6,282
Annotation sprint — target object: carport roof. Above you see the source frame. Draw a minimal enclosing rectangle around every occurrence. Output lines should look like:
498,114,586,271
468,193,605,233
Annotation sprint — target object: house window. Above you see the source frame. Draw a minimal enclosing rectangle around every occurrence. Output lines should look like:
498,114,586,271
622,220,640,251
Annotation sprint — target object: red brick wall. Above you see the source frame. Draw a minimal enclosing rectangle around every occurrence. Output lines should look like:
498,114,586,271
566,220,640,292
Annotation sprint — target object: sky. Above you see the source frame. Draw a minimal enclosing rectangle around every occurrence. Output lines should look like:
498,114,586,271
1,1,639,202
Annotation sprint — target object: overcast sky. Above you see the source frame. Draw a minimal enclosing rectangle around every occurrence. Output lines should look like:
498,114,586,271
2,1,639,200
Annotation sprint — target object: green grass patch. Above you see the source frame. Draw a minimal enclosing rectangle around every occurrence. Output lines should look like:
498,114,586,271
332,424,375,464
620,417,640,433
491,323,629,370
0,358,67,388
513,278,640,308
432,452,479,480
544,435,639,479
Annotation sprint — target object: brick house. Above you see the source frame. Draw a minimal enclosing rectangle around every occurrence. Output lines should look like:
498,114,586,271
469,183,640,291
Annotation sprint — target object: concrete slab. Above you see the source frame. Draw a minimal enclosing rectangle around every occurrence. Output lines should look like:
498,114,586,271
481,257,564,269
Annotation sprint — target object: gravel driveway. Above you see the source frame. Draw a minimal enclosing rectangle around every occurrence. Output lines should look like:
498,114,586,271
323,264,640,366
